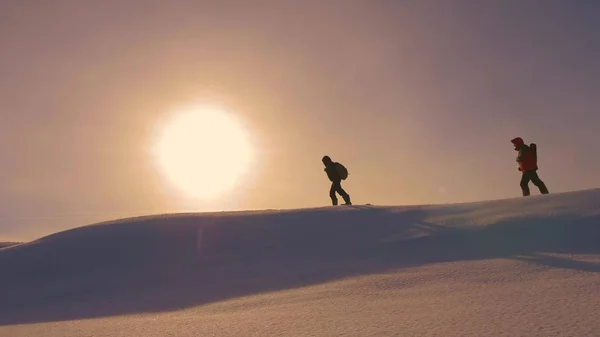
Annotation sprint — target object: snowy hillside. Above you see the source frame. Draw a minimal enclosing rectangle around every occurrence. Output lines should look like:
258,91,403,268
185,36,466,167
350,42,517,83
0,242,20,249
1,189,599,336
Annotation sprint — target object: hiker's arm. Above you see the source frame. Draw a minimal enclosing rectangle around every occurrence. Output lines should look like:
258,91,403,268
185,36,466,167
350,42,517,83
516,146,528,162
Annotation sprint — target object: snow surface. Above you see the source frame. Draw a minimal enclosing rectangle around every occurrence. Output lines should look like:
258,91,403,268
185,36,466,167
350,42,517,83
0,242,19,249
1,189,599,336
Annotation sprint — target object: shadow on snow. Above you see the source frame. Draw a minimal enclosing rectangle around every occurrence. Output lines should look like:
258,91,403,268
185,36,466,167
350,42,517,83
0,202,599,325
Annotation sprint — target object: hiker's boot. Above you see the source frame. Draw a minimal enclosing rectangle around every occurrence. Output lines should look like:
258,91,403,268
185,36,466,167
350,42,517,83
343,195,352,205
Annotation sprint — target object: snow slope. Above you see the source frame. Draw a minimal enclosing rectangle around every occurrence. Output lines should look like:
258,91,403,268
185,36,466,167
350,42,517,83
0,242,19,249
1,189,599,336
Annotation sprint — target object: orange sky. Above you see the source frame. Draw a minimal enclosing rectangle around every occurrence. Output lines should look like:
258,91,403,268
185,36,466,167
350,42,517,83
2,1,600,241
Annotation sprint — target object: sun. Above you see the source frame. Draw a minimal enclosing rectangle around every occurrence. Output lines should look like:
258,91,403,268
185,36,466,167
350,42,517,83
153,103,254,199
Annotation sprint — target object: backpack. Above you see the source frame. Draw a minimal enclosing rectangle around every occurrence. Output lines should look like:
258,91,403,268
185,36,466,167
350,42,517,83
335,162,348,180
529,143,537,158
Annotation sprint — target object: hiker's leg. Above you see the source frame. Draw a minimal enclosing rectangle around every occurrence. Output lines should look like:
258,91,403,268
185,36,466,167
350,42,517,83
520,171,532,196
333,181,351,204
329,183,338,205
530,171,549,194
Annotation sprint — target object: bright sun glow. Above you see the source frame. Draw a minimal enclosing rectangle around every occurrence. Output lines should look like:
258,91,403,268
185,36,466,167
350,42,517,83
154,103,254,199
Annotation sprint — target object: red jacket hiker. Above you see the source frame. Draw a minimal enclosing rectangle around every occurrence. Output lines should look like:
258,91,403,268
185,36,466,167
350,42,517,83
511,137,549,196
511,137,538,171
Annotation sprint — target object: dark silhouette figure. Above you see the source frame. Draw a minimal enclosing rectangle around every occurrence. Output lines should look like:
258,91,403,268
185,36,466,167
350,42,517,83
511,137,549,196
322,155,351,205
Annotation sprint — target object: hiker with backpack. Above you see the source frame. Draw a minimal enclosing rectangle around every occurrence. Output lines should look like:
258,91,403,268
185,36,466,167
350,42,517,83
322,155,352,205
511,137,549,196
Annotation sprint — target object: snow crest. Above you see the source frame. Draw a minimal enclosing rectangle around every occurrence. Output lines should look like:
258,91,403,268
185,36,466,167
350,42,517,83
1,189,599,336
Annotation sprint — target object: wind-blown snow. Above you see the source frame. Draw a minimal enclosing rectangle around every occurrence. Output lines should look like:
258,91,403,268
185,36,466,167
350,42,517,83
1,189,599,336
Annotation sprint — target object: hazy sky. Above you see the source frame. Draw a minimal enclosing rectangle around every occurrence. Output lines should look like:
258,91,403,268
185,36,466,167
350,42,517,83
1,1,599,241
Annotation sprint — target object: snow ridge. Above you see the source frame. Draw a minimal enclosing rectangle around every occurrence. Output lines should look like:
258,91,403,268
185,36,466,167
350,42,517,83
1,189,599,336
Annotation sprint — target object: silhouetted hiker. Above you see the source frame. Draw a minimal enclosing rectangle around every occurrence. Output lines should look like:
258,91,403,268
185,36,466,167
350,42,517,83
511,137,549,196
322,155,352,205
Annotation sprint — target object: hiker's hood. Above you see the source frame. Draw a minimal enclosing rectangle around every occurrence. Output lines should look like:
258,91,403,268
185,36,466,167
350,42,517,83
511,137,524,147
